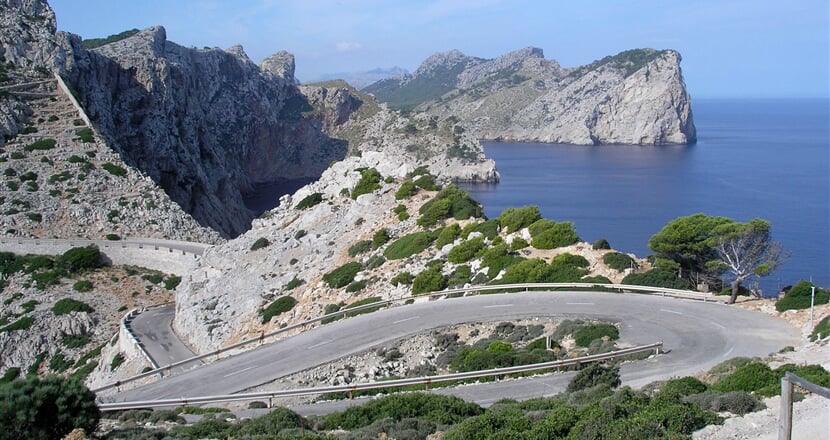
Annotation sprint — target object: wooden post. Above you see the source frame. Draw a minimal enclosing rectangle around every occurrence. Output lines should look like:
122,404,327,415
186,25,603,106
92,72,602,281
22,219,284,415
778,376,793,440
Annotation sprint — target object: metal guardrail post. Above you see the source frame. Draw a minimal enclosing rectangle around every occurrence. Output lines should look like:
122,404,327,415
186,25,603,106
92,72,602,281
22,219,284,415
778,372,830,440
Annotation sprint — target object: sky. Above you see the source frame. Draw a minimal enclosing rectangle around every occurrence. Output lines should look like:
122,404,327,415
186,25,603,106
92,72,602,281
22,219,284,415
49,0,829,98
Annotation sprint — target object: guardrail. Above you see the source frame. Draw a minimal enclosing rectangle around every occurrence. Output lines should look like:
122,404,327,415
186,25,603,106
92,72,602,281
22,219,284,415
0,237,209,257
97,342,662,410
120,308,160,370
93,283,717,394
778,372,830,440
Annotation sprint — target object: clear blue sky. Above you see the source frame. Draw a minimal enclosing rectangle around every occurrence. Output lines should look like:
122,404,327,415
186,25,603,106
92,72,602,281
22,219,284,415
49,0,829,98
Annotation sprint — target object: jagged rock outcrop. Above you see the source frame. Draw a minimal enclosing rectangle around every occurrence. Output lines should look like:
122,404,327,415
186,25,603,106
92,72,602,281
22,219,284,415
365,47,696,145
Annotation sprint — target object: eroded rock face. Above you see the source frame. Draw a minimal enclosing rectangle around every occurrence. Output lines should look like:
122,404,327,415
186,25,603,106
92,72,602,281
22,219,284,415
368,47,696,145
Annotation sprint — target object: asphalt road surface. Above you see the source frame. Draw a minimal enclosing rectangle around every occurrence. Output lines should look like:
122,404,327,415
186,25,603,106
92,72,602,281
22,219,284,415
106,291,800,408
128,307,200,373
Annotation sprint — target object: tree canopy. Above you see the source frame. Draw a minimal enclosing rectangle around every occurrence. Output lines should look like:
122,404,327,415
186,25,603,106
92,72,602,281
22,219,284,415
648,214,786,303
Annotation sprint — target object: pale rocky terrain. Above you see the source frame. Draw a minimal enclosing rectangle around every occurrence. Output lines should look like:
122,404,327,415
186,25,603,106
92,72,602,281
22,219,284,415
367,47,696,145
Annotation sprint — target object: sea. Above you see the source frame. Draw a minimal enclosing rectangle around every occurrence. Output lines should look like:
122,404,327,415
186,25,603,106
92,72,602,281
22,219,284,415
458,98,830,296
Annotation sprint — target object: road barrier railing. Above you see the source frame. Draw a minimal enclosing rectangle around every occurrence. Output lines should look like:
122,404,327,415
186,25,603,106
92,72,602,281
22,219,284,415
93,283,719,394
0,237,209,257
778,372,830,440
97,342,662,410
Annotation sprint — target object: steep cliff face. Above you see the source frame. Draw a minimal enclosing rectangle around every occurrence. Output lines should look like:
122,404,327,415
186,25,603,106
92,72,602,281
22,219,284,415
367,47,696,145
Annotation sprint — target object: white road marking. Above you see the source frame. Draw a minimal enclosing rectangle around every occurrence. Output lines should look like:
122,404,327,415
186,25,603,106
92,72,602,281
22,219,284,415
393,316,419,324
307,339,334,349
566,302,595,305
660,309,683,315
711,321,727,330
483,304,514,308
223,366,253,378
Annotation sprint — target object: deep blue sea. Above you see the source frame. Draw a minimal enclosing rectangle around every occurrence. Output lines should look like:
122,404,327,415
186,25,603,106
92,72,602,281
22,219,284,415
459,98,830,295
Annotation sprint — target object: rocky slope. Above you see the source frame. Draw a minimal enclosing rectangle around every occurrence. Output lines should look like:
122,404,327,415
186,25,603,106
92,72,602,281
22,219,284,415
365,47,696,145
173,153,641,353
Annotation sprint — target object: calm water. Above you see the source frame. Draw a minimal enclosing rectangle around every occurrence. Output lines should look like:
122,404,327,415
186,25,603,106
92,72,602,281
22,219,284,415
459,98,830,294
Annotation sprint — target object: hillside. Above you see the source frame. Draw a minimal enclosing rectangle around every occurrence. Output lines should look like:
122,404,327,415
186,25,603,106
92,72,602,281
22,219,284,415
365,47,696,145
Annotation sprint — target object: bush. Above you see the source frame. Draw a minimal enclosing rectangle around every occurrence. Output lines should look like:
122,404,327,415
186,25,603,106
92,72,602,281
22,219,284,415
23,138,57,151
0,316,34,332
74,127,94,143
25,212,42,222
390,271,413,286
295,192,323,209
52,298,94,315
412,266,447,295
237,406,309,436
603,252,636,271
352,168,382,199
418,185,482,227
685,390,765,415
384,231,437,260
250,237,270,251
497,205,542,233
462,219,499,240
0,375,100,439
445,408,532,440
364,255,385,270
711,362,777,396
102,162,127,177
567,363,621,392
346,280,367,293
447,236,486,264
811,315,830,341
529,219,580,249
110,353,125,371
72,280,93,292
348,240,372,257
58,246,102,272
393,204,410,221
164,275,182,290
574,323,619,347
323,262,362,288
414,174,439,190
323,392,483,430
622,268,692,290
105,233,120,241
395,180,418,200
371,228,390,248
510,237,529,250
660,376,708,397
592,238,611,250
262,296,297,322
776,280,829,312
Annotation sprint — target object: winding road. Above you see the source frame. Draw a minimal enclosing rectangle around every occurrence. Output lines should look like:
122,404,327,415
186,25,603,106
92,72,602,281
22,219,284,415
109,290,799,409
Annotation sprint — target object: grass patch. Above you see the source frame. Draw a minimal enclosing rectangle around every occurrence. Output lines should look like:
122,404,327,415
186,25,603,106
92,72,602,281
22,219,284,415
262,296,297,322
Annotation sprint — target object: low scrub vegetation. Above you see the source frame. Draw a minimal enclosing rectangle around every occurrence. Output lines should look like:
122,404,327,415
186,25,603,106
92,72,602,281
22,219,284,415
322,262,362,288
775,281,828,312
261,296,297,323
295,192,323,209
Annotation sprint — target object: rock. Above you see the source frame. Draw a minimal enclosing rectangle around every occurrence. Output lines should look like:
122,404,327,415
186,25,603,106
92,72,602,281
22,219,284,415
366,47,695,145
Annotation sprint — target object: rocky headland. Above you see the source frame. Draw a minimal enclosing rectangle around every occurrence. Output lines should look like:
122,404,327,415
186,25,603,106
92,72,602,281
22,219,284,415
365,47,696,145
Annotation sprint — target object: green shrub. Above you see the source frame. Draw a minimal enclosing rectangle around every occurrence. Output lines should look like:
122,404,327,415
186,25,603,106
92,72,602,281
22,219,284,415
384,230,437,260
31,270,61,289
250,237,270,251
237,406,309,436
18,171,37,181
346,280,367,293
342,297,384,317
62,334,90,349
603,252,636,271
413,174,439,191
395,180,418,199
498,205,542,233
58,246,102,272
110,353,125,371
323,262,362,288
352,168,382,199
295,192,323,209
102,162,127,177
67,155,86,164
622,268,693,290
390,271,413,286
445,408,532,440
20,299,38,313
164,275,182,290
447,236,486,264
494,258,553,284
0,316,34,332
142,273,163,284
418,185,482,227
52,298,94,315
74,127,94,143
436,223,461,248
592,238,611,250
105,233,120,241
574,323,619,347
510,237,529,250
49,351,73,372
364,254,385,270
412,266,447,295
776,281,829,312
448,265,472,287
566,363,621,392
371,228,390,248
25,212,41,222
0,368,20,384
284,277,303,291
660,376,708,397
348,240,372,257
711,362,777,396
323,392,483,430
685,390,764,415
72,280,93,292
811,315,830,341
262,296,297,322
23,138,56,151
529,219,580,249
0,375,100,439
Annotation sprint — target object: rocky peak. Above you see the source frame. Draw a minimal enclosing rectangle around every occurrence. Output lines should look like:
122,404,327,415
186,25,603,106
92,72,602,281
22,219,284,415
457,46,546,88
260,50,296,83
0,0,59,68
90,25,167,60
412,49,480,78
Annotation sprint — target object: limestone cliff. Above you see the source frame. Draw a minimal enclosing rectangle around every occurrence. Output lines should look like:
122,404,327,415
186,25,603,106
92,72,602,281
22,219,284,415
365,47,696,145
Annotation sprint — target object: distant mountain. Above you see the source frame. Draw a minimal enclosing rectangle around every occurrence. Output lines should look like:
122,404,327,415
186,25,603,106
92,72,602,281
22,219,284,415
309,66,409,90
364,47,696,145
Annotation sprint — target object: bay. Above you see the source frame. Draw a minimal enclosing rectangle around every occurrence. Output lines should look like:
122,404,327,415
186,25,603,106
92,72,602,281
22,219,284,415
459,98,830,295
